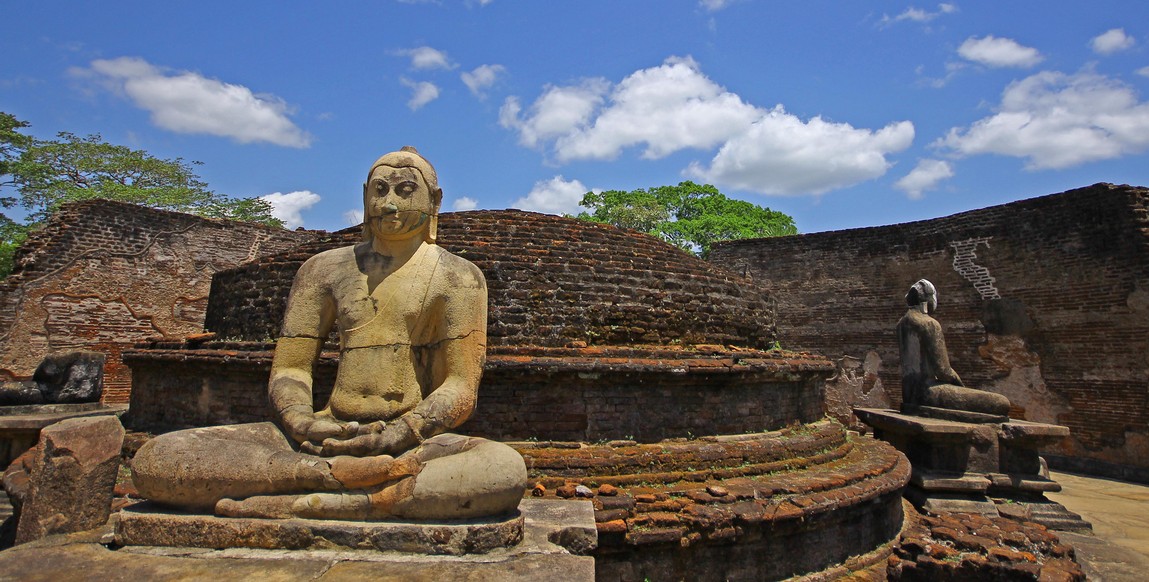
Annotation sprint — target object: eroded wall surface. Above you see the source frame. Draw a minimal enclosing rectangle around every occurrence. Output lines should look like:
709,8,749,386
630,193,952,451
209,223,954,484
0,200,314,403
710,183,1149,480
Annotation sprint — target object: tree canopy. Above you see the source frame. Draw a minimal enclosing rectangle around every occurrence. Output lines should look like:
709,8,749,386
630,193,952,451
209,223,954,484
575,181,797,256
1,112,284,278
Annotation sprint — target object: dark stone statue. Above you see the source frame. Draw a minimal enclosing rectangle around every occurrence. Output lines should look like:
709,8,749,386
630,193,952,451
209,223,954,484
897,279,1011,423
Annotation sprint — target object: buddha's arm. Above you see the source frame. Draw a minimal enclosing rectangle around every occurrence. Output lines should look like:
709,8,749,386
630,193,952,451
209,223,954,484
923,318,963,386
269,256,347,445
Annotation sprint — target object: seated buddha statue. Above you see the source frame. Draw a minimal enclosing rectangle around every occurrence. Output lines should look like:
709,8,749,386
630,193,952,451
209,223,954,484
130,147,527,520
897,279,1012,423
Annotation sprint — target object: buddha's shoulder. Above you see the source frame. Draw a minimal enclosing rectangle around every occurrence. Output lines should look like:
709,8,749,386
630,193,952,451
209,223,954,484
298,245,358,273
429,245,486,288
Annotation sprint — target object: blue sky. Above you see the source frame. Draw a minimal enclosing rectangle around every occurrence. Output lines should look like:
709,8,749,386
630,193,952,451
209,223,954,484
3,1,1149,233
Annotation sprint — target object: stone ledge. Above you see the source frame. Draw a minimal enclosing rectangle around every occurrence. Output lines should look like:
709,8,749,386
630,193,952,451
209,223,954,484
116,502,526,555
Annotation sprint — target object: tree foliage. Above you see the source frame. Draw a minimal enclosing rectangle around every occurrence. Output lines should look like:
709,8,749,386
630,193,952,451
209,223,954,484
576,181,797,256
0,112,284,278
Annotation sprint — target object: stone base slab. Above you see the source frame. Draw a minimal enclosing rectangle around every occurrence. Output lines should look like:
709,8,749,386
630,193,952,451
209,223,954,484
116,501,529,555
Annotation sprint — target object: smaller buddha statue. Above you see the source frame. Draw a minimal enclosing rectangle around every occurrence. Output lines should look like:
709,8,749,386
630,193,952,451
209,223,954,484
897,279,1011,423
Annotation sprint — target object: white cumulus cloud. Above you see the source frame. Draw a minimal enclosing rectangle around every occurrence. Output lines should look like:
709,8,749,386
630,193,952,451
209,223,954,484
401,78,440,110
505,56,915,196
75,57,310,147
503,57,761,162
1138,66,1149,78
261,190,321,228
500,79,610,149
461,64,506,98
958,36,1043,68
938,71,1149,169
452,196,478,211
1091,28,1135,55
395,46,454,70
687,106,914,195
895,159,954,199
511,176,590,215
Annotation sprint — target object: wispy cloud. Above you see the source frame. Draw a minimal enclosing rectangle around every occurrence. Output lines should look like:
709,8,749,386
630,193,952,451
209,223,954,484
699,0,735,12
1091,28,1135,55
401,78,440,110
894,159,954,199
393,46,455,70
957,36,1043,68
879,3,957,27
452,196,478,211
261,190,321,228
73,57,310,147
512,176,590,215
461,64,506,98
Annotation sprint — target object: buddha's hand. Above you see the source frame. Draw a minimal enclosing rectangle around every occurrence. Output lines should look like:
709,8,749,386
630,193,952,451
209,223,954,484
319,423,408,457
281,407,359,448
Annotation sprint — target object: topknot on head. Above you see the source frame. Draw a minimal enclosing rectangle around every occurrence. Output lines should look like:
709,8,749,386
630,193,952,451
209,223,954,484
367,147,439,193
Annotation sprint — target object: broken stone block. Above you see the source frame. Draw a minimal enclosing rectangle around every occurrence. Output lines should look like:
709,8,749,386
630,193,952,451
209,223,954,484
7,415,124,544
0,381,44,406
33,351,106,404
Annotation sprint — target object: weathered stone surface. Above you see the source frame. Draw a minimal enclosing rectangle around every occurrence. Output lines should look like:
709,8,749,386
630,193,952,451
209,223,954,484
0,508,596,582
116,502,525,554
32,351,106,404
129,148,527,525
857,407,1085,529
711,183,1149,481
0,200,315,405
897,279,1012,422
0,381,43,406
8,415,125,544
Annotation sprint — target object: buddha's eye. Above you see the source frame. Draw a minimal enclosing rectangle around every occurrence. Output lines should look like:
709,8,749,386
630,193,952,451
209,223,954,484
396,181,418,196
373,180,387,193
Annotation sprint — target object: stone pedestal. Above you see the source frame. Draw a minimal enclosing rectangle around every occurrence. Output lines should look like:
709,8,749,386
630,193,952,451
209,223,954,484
855,408,1090,531
110,498,597,579
0,499,598,580
116,503,528,555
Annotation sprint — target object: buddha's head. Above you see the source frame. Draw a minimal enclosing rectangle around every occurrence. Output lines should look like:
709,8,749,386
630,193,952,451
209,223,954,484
362,146,443,244
905,279,938,314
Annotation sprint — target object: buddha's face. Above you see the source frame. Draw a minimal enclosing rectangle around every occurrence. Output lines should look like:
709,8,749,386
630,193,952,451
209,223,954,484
365,165,435,240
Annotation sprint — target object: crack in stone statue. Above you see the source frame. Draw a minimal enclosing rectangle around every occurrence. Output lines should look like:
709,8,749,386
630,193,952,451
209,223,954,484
130,147,527,520
898,279,1012,424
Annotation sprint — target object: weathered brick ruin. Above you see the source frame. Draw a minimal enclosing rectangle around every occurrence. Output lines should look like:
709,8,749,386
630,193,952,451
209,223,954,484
122,210,909,580
710,183,1149,482
131,211,796,433
0,200,314,403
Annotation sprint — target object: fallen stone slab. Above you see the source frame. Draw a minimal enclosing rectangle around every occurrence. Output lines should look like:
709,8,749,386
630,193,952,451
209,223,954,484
6,415,125,544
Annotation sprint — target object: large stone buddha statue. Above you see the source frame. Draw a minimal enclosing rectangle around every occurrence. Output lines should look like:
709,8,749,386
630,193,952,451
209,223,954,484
897,279,1012,423
131,147,527,520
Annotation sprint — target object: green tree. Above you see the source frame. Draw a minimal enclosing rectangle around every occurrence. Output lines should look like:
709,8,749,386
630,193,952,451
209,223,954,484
576,181,797,256
0,112,285,278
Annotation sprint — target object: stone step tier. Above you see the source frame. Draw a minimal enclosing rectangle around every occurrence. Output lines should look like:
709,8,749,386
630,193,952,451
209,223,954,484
855,407,1092,532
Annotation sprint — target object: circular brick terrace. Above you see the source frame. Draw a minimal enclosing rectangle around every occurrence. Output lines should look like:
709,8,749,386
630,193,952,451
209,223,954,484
204,210,777,349
513,420,911,580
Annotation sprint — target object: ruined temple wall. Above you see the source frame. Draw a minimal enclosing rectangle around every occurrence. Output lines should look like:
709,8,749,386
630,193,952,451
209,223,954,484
709,183,1149,480
205,210,776,349
0,200,315,403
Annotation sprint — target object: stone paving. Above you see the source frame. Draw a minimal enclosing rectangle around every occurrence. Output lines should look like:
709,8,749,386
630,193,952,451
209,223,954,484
1047,470,1149,581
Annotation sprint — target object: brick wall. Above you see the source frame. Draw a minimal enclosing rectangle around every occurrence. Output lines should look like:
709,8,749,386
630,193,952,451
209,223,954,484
206,210,776,349
0,200,315,403
710,183,1149,479
124,342,831,440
